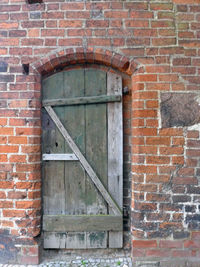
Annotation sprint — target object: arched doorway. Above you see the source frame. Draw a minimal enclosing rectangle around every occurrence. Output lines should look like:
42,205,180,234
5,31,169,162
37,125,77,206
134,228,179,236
42,67,123,249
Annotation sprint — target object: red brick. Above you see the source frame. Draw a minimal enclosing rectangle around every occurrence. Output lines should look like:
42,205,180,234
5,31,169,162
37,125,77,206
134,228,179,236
132,145,157,155
0,155,8,162
8,136,27,144
160,147,184,155
172,250,194,257
7,191,27,199
187,131,199,139
21,145,40,153
146,249,170,257
133,240,157,248
146,119,159,127
132,128,157,136
187,149,200,157
0,192,6,199
160,222,182,229
173,58,191,66
132,165,157,174
133,184,157,192
146,137,170,146
132,248,145,257
173,177,198,185
16,163,40,172
61,3,84,10
159,240,183,248
16,200,41,209
58,38,82,46
132,91,158,100
150,3,173,10
16,182,41,190
0,127,13,135
105,11,129,18
173,0,200,3
184,240,200,248
151,20,175,28
132,110,157,118
146,156,170,165
125,20,149,28
152,38,176,46
21,21,44,28
28,191,41,199
191,232,200,240
130,11,153,19
9,155,26,163
172,156,184,165
68,29,92,37
16,128,41,136
21,38,44,46
66,11,90,19
132,119,144,127
159,128,183,136
0,181,14,189
0,137,7,144
3,210,26,217
2,221,13,227
88,38,111,46
0,145,18,153
135,74,157,82
59,20,83,28
146,174,170,183
0,201,13,208
41,29,65,37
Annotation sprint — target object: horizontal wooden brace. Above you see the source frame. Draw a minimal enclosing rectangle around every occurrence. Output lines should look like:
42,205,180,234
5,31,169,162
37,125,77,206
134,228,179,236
43,215,123,232
43,153,78,161
42,95,121,107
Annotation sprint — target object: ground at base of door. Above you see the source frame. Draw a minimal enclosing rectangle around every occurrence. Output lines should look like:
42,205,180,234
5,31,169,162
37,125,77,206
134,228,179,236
0,257,132,267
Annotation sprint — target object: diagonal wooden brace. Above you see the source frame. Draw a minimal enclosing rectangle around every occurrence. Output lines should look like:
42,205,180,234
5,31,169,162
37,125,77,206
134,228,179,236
45,106,122,216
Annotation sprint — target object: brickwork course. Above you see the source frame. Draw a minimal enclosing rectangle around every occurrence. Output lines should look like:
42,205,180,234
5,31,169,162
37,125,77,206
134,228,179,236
0,0,200,265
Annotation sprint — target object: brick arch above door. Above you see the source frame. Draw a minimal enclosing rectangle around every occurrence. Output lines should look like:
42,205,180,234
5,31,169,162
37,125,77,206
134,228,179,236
30,47,138,76
27,47,135,257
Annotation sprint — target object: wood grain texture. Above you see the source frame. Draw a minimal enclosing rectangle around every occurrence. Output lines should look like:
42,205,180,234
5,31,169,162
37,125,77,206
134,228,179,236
43,215,123,232
42,74,65,217
42,69,123,249
107,72,123,248
43,95,121,107
84,69,108,247
45,106,121,216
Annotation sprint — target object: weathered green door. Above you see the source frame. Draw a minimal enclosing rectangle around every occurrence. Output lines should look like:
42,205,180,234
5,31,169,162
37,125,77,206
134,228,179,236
42,68,123,249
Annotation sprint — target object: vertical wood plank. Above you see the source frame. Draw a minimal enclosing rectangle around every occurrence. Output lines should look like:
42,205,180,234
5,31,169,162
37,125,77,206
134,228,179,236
107,72,123,248
65,232,86,249
43,232,65,249
85,68,108,248
62,70,87,248
42,68,123,249
42,73,66,248
42,74,65,216
63,69,86,215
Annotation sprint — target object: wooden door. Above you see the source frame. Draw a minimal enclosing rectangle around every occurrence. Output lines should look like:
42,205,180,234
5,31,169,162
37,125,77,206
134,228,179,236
42,68,123,249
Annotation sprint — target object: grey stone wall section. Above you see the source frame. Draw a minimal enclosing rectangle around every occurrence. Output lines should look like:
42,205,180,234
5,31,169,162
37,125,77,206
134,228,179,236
160,93,200,128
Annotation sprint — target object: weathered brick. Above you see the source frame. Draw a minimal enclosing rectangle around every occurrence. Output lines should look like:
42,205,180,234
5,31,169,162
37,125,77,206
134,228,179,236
133,240,157,248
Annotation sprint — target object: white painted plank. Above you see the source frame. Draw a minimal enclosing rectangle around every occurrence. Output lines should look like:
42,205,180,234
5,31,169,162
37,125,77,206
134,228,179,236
43,153,78,161
45,106,122,216
107,72,123,248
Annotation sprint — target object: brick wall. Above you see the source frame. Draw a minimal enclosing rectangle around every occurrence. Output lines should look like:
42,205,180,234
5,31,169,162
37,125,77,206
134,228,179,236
0,0,200,265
